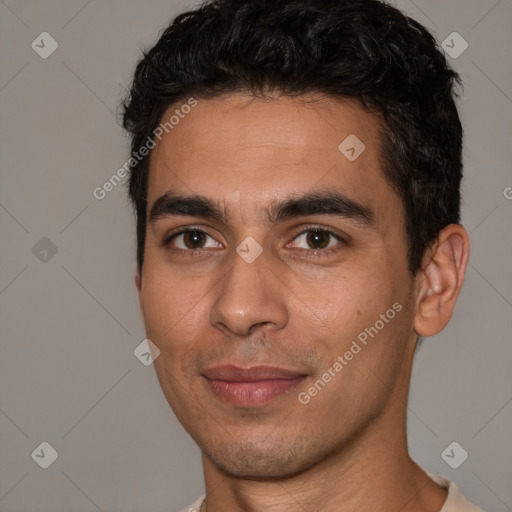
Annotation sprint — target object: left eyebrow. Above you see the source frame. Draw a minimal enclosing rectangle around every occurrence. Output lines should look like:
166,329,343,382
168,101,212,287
148,190,375,227
267,191,375,227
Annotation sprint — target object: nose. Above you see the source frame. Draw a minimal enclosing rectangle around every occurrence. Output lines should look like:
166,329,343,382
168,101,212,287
209,248,289,337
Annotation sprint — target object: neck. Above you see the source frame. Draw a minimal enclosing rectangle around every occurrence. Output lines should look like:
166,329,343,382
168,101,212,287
200,339,447,512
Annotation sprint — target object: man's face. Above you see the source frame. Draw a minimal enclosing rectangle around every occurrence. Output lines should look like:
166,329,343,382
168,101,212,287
138,93,417,478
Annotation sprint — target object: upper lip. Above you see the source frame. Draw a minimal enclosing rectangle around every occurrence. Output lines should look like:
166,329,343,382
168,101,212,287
202,365,307,382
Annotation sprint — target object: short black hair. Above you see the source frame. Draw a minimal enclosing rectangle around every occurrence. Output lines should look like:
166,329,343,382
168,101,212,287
121,0,463,275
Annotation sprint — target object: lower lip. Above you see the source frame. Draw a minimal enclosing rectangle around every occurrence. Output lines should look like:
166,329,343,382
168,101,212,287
206,377,305,407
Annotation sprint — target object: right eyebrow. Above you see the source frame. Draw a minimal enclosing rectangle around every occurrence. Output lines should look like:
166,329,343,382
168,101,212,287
148,193,227,224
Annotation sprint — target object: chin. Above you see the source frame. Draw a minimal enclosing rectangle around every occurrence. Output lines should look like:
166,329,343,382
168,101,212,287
203,437,326,481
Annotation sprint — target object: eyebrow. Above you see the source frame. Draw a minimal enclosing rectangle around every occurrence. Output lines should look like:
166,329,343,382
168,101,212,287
148,190,375,227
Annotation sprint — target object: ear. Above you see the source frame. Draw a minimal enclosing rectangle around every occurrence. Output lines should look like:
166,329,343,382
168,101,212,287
413,224,470,337
135,268,147,331
135,268,142,294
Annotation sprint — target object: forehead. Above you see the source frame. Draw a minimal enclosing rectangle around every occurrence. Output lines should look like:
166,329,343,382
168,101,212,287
147,93,397,220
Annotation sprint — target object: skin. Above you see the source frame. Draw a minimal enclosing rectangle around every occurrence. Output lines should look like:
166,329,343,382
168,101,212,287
135,92,470,512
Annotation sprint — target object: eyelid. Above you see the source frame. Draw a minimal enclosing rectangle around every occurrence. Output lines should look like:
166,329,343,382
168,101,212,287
163,226,223,250
288,224,349,244
285,224,348,254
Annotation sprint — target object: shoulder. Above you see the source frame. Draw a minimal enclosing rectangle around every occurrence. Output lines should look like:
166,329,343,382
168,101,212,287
428,472,485,512
177,494,206,512
177,476,485,512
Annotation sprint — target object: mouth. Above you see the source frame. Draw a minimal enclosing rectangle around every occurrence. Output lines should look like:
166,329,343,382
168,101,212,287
202,365,308,407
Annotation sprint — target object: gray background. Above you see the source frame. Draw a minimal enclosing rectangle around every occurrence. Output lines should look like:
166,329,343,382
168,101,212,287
0,0,511,510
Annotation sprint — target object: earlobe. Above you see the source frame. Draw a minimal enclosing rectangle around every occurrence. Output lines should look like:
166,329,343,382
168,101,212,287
413,225,470,337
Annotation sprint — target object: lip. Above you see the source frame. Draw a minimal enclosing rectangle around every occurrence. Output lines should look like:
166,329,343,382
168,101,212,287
203,365,306,382
202,365,307,407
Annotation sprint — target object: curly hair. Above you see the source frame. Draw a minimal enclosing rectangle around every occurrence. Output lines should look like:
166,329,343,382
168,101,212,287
121,0,463,275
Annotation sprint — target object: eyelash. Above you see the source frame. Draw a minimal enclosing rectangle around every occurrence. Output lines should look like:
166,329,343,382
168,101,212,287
289,226,347,257
163,225,348,258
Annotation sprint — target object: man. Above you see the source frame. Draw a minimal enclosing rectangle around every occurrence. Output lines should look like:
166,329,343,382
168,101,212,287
121,0,483,510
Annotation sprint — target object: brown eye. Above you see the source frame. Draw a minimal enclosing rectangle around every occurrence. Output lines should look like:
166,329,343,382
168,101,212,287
305,230,331,249
168,229,221,251
182,230,207,249
292,228,342,252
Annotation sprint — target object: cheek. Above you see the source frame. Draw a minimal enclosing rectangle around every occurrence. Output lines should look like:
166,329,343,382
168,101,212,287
311,262,394,328
140,270,203,396
311,263,410,378
140,261,205,335
139,266,216,389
